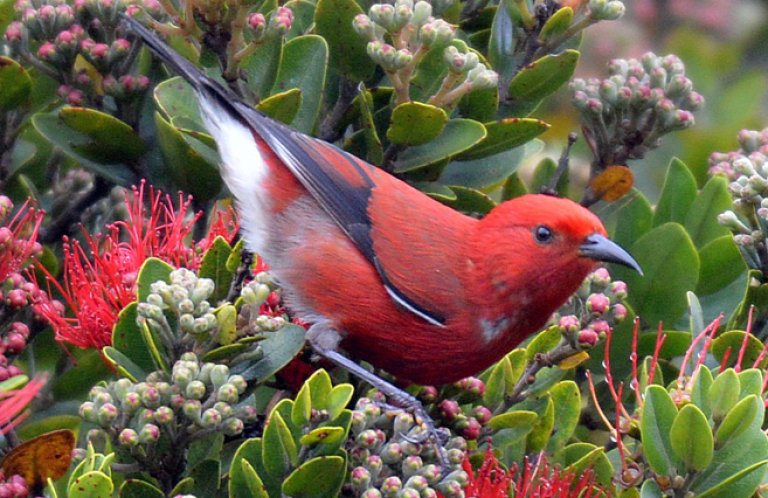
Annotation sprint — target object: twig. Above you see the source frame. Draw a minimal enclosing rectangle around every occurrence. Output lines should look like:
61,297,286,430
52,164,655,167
503,340,579,408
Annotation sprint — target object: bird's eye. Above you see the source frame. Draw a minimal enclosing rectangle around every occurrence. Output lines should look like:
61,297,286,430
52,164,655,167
534,225,554,244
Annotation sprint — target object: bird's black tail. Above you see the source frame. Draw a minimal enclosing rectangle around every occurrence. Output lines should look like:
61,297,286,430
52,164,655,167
121,15,238,106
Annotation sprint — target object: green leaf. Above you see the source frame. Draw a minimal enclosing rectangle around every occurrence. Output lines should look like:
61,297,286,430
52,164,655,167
653,158,697,227
440,186,496,214
0,57,32,110
697,236,746,296
711,331,767,370
716,395,761,447
299,426,345,447
102,346,144,382
458,85,498,122
526,326,561,360
119,479,165,498
285,0,315,38
507,50,580,108
548,381,580,450
439,140,525,190
609,189,653,250
282,456,346,497
710,368,741,422
690,366,713,419
232,324,306,382
327,384,354,420
487,410,537,431
393,119,487,172
257,88,303,125
67,471,114,498
111,302,154,375
229,439,279,498
154,76,202,124
271,35,328,133
198,236,234,304
357,86,383,165
456,118,549,160
58,107,145,162
684,175,732,247
488,3,517,87
202,343,247,362
689,404,767,498
307,369,333,411
262,410,298,477
136,257,173,302
526,396,554,452
738,369,763,398
560,443,614,486
670,404,713,472
387,102,448,146
292,381,312,427
612,223,699,326
0,0,14,35
640,385,679,476
188,459,220,497
242,38,284,100
314,0,375,81
231,460,268,498
32,112,136,184
695,460,768,498
640,480,663,498
154,112,223,202
539,6,573,40
187,431,224,468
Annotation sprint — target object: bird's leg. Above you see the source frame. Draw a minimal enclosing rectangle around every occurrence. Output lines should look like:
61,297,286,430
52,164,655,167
310,343,450,467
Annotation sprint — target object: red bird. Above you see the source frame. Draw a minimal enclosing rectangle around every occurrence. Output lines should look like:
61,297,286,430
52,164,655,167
125,18,639,391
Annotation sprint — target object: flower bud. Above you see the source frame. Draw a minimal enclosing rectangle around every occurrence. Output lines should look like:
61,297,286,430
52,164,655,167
183,399,202,421
118,428,139,447
139,424,160,444
201,408,222,428
223,416,244,436
185,380,207,400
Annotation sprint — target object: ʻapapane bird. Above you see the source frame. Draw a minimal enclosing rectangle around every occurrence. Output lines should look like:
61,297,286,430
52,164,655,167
124,16,641,442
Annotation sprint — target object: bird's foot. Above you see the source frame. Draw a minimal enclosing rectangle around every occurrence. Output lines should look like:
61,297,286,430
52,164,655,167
313,346,451,468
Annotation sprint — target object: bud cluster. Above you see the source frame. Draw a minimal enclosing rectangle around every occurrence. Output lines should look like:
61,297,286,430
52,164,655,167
353,0,496,106
246,6,293,43
0,471,30,498
80,354,256,458
551,268,629,348
586,0,626,21
137,268,218,344
431,377,490,441
712,129,768,275
237,271,290,336
349,397,468,498
571,52,703,167
6,0,152,108
0,197,46,380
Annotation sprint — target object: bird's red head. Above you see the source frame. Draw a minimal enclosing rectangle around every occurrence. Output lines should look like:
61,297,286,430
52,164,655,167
467,194,638,339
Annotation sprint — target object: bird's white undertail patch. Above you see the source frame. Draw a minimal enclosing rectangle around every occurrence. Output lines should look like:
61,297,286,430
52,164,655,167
198,96,269,255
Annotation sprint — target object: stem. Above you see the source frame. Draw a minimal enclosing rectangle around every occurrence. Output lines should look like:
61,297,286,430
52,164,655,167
318,77,359,142
545,132,578,194
225,246,254,302
502,340,580,409
390,71,410,105
427,72,463,107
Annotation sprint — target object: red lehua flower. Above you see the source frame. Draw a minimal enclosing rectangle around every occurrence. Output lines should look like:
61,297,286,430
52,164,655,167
444,449,604,498
36,182,236,349
0,376,46,435
0,199,44,283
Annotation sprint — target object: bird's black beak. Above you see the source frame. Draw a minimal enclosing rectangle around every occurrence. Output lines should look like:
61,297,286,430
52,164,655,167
580,234,643,275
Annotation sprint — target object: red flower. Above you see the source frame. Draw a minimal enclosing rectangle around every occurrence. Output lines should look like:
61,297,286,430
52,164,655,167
0,376,46,435
36,182,238,349
446,449,605,498
0,198,44,283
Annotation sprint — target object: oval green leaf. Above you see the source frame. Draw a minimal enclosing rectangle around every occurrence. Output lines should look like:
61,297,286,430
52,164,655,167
282,456,346,498
386,102,448,146
0,56,31,110
670,404,713,472
640,385,679,476
507,50,580,103
314,0,375,81
393,119,487,172
715,395,761,447
710,368,741,422
457,118,549,160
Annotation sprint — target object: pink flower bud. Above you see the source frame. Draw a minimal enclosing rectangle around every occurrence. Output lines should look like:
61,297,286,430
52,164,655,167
612,303,628,321
590,320,611,335
472,406,492,425
462,418,481,440
587,293,610,315
37,41,56,60
577,329,599,347
39,4,55,19
6,289,27,309
559,315,580,333
4,22,22,42
248,12,266,30
438,399,461,422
